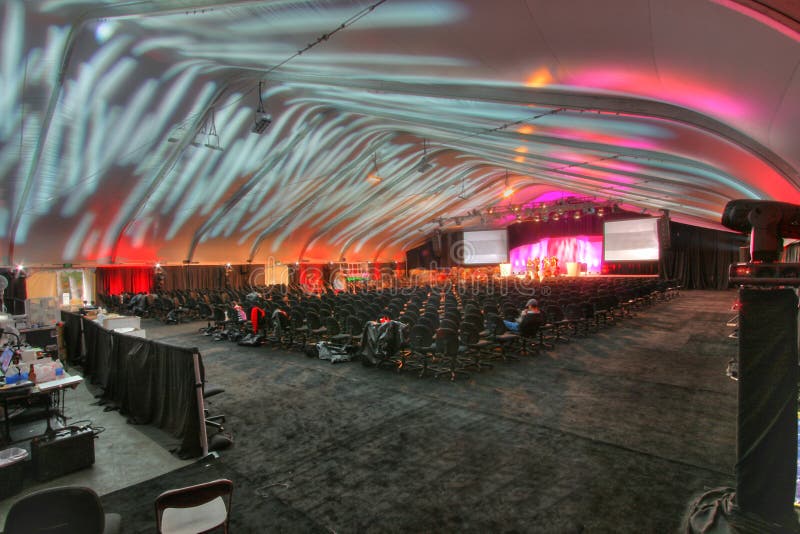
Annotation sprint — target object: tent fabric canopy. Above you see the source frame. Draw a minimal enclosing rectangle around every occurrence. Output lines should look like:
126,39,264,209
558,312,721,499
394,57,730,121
3,0,800,267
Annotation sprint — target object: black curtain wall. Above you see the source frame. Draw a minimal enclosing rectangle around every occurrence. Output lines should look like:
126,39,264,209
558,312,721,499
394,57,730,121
69,312,204,458
661,222,746,289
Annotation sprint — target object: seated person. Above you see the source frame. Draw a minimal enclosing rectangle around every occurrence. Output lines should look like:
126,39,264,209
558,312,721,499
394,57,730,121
504,299,541,333
232,302,247,322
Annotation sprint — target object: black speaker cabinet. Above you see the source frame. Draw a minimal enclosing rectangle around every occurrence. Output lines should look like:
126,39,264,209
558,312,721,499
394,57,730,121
31,427,95,481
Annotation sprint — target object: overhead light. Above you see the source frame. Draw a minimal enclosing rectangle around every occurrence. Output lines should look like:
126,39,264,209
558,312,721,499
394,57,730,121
252,81,272,134
416,139,433,173
167,124,187,143
367,153,382,184
204,107,224,151
190,119,206,147
502,169,513,198
597,207,605,217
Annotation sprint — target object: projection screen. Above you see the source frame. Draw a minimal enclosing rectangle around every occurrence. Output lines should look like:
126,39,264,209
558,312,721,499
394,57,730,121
603,218,660,261
463,230,508,264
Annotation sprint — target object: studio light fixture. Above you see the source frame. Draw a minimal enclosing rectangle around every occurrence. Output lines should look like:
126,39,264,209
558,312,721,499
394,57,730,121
367,153,382,184
416,139,433,173
252,81,272,134
167,124,187,143
190,119,206,147
204,107,224,151
433,196,618,229
503,169,513,198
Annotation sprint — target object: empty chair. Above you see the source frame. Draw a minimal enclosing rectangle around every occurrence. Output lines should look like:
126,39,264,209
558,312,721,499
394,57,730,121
564,302,589,337
407,323,437,377
155,478,234,534
324,316,351,345
433,327,469,381
203,380,226,433
459,322,494,371
305,311,327,344
544,304,570,343
4,485,121,534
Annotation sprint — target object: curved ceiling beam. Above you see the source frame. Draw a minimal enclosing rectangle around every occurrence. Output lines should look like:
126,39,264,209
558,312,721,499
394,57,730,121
185,109,329,263
108,79,241,263
247,131,396,262
264,72,800,188
6,15,85,265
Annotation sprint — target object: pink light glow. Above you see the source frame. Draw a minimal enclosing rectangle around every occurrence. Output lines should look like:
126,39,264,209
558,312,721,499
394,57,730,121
564,68,749,118
509,235,603,274
547,128,659,151
533,191,575,202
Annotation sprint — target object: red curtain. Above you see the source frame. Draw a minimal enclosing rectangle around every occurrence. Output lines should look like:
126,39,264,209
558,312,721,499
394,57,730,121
96,267,154,295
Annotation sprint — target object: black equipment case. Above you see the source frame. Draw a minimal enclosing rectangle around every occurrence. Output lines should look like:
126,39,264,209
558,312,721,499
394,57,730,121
30,426,95,481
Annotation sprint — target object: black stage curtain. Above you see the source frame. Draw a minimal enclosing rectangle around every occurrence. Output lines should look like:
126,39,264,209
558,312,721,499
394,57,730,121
60,311,84,364
80,317,203,458
406,241,437,270
661,222,746,289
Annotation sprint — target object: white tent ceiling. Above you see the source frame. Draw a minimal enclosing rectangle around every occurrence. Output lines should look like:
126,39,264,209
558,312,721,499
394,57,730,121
3,0,800,266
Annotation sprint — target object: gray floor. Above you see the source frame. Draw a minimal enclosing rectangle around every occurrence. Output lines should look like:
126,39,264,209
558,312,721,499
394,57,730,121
0,363,192,524
0,288,750,532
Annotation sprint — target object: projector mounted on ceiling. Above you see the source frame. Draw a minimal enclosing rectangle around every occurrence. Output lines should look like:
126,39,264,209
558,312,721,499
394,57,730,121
252,112,272,134
416,156,433,173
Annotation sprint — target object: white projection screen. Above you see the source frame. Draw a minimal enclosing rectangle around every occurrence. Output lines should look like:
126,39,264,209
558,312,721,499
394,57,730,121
603,218,660,261
463,230,508,264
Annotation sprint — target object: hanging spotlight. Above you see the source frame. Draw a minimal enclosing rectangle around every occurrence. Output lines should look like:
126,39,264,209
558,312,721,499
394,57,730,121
597,207,605,217
502,169,513,198
190,118,206,147
367,153,382,184
252,81,272,134
204,107,224,151
574,210,581,220
167,124,187,143
416,139,433,173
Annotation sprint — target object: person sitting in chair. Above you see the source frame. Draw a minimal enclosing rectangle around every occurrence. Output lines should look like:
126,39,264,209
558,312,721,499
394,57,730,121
504,299,541,333
232,302,247,322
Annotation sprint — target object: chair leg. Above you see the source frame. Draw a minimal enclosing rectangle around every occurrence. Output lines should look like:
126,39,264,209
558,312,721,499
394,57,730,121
204,409,225,432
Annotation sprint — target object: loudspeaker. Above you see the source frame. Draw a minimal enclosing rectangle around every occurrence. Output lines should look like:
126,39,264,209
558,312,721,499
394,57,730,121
31,426,95,481
657,215,671,250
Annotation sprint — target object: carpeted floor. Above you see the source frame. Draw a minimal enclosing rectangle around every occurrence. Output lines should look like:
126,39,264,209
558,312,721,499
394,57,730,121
101,289,739,533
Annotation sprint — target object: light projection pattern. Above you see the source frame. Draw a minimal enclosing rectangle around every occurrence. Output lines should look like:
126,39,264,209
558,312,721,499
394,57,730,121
3,0,800,266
